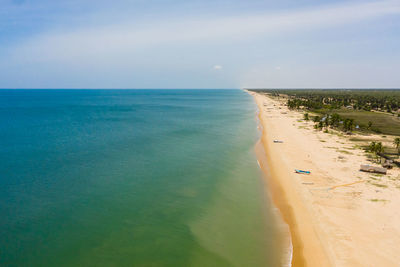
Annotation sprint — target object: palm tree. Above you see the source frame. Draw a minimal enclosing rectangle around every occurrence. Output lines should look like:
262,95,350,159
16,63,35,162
318,121,324,131
369,141,377,154
323,115,330,128
393,137,400,155
344,118,354,132
369,141,379,162
330,113,340,127
304,113,309,121
375,142,384,163
348,119,354,132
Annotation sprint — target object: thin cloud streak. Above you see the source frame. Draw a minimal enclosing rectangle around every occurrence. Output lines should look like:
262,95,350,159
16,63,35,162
10,0,400,63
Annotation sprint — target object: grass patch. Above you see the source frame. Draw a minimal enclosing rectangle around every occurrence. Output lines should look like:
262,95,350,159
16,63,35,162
383,147,398,154
329,131,344,137
369,199,388,203
337,150,353,155
332,109,400,136
370,183,388,188
349,137,368,142
298,126,308,129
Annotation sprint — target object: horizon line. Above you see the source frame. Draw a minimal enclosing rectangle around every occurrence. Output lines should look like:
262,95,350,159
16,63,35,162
1,88,400,90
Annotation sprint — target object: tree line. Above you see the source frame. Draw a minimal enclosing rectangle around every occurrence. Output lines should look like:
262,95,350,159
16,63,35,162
250,89,400,114
304,112,358,133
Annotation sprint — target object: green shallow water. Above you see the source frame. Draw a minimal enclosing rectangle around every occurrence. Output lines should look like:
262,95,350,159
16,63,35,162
0,89,283,266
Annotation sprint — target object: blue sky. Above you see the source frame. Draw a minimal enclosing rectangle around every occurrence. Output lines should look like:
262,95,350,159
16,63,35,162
0,0,399,88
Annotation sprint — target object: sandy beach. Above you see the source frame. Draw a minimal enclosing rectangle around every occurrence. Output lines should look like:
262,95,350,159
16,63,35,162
248,91,400,266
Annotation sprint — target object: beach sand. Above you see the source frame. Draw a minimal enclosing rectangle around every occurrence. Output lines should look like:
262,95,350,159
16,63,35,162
248,91,400,266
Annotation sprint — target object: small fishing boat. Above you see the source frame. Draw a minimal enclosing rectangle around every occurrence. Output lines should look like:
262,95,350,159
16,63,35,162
295,169,311,174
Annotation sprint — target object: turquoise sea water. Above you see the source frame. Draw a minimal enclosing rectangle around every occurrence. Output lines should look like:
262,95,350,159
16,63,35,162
0,89,283,266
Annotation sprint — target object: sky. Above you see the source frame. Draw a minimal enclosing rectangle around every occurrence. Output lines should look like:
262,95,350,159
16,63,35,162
0,0,399,89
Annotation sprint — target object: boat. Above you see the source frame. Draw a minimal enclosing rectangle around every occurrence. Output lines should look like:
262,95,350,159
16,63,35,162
273,140,284,143
295,169,311,174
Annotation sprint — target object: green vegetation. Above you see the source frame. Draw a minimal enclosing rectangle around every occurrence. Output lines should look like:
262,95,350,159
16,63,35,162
370,183,388,188
393,137,400,154
249,89,400,167
369,141,384,162
249,89,400,135
369,199,388,202
337,150,353,155
331,109,400,135
253,89,400,112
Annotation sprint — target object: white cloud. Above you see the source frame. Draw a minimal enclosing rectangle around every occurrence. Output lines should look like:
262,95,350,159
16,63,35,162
9,0,400,64
2,0,400,88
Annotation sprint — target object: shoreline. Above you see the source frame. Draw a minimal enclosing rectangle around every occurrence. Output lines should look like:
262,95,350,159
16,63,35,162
252,94,330,267
248,90,400,266
255,140,294,267
254,105,293,267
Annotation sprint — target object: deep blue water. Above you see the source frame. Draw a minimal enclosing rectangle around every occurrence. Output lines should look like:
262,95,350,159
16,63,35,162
0,89,282,266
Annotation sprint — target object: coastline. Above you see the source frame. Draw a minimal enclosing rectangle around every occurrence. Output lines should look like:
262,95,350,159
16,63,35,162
252,93,331,267
247,90,400,266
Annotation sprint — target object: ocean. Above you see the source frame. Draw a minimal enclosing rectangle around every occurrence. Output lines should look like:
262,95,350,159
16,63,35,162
0,89,283,266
